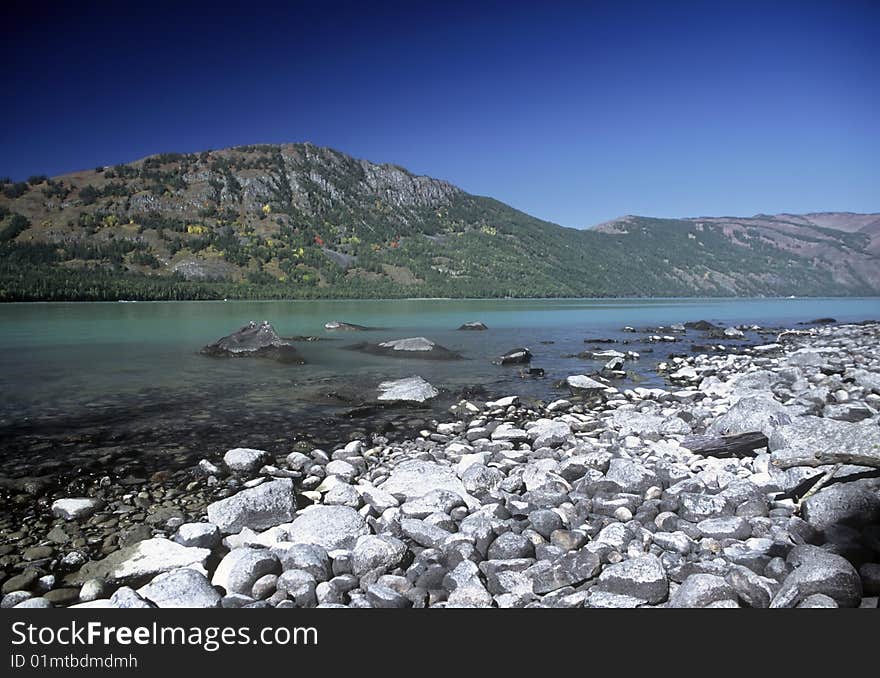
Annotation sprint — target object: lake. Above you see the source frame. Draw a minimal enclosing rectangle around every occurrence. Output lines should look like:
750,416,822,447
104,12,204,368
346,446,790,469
1,297,878,481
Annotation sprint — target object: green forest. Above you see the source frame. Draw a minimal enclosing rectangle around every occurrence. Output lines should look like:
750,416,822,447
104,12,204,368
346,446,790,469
0,145,875,301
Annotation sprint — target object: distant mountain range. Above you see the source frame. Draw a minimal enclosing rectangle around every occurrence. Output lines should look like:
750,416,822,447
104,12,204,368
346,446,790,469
1,143,878,300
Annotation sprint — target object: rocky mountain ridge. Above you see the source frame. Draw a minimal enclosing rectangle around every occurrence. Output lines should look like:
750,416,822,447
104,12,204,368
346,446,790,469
1,143,878,300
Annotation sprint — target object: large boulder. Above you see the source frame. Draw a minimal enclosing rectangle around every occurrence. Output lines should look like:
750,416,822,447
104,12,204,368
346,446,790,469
378,460,472,504
770,545,862,608
528,549,601,594
69,538,210,586
800,479,880,533
769,417,880,464
604,458,660,494
376,376,439,404
200,321,304,364
211,548,280,595
707,394,792,438
207,479,297,535
609,408,690,437
593,554,668,604
527,419,572,448
351,535,408,576
725,370,778,395
668,574,736,608
851,369,880,395
137,568,222,608
457,321,488,331
283,505,369,551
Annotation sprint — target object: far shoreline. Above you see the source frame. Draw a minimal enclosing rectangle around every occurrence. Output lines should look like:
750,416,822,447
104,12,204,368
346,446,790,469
2,294,880,305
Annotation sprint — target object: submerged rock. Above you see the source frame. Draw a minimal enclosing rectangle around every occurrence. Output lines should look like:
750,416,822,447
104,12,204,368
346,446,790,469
376,376,439,404
458,321,488,331
201,321,304,364
494,347,532,365
565,374,612,395
349,337,463,360
685,320,721,331
223,448,271,473
324,320,370,331
51,498,104,521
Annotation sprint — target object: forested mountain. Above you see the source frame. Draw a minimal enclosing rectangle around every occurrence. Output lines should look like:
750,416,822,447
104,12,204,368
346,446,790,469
1,143,877,300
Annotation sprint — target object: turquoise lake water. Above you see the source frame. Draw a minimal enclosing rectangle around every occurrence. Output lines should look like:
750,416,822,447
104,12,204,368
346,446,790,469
0,297,877,474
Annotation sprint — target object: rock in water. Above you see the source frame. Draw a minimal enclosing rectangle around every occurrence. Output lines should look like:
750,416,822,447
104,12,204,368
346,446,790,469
494,347,532,365
350,337,463,360
223,448,271,472
324,320,369,331
684,320,721,331
51,498,104,520
200,320,304,364
70,538,211,586
376,376,439,404
457,321,488,331
207,479,297,534
566,374,612,396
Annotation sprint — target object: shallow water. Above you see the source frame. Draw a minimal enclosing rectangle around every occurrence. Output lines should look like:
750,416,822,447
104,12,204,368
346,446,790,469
0,297,877,477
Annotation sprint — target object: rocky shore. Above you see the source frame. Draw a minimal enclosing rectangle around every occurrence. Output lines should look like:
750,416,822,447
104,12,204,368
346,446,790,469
2,321,879,609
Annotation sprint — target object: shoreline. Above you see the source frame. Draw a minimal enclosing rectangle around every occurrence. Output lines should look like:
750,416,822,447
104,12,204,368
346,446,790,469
2,321,879,608
2,295,880,305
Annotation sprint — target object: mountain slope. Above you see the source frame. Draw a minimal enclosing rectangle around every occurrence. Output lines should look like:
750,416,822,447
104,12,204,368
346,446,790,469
1,143,878,300
596,213,880,291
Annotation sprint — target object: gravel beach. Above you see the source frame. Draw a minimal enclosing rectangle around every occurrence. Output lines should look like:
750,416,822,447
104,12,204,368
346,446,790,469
3,320,879,609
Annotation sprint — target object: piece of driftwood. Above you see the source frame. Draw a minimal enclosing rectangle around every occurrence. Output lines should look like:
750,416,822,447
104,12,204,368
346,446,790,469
681,431,769,458
795,463,841,508
771,447,880,470
776,467,880,502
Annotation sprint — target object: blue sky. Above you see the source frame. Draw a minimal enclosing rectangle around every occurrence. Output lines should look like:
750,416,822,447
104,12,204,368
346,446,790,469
2,0,877,227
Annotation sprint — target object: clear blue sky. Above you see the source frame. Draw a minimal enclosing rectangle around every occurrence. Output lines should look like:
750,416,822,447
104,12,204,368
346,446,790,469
2,0,877,227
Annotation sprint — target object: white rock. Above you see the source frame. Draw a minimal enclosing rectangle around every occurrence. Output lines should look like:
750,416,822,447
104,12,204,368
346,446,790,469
223,448,270,472
73,538,210,585
51,498,103,521
284,505,369,550
207,479,297,534
137,568,222,608
377,376,439,403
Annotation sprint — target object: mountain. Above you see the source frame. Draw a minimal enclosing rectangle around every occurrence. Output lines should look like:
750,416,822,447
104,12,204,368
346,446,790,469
1,143,878,300
594,213,880,294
